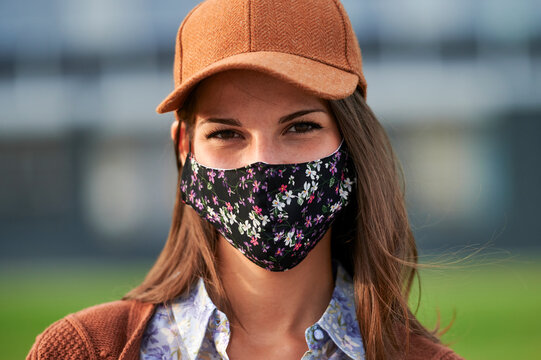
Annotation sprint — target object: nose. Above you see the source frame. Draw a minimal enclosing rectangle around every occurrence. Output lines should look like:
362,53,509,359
241,136,286,166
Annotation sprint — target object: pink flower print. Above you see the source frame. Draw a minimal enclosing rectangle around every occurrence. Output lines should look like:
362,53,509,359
330,162,337,175
308,194,315,204
253,180,261,192
250,236,259,246
278,169,284,178
218,170,225,179
195,199,204,210
279,184,287,193
247,168,254,179
189,190,196,203
305,216,313,227
227,187,233,196
247,194,254,204
293,242,302,251
212,195,219,205
226,202,233,212
240,176,247,189
207,169,216,183
315,214,324,224
253,205,262,215
276,248,284,256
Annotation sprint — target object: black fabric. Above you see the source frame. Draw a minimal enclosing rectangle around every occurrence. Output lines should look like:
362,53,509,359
180,143,356,271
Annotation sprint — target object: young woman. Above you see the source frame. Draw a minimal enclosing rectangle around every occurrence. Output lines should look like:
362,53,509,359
27,1,464,359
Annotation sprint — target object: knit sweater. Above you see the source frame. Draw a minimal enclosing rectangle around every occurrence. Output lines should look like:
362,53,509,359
26,300,464,360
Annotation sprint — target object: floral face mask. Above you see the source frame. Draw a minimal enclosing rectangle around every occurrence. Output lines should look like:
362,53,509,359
179,141,356,271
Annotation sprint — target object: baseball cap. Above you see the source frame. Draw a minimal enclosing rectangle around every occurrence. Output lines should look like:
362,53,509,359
156,0,367,114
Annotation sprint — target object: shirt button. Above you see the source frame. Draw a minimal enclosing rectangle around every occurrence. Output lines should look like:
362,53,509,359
313,328,325,341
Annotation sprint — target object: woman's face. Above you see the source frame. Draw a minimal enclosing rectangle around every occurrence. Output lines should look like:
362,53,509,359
177,69,342,168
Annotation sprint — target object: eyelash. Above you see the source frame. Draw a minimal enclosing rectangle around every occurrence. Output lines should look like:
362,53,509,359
204,121,322,140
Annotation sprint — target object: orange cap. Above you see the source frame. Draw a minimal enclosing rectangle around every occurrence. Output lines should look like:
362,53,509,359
156,0,367,114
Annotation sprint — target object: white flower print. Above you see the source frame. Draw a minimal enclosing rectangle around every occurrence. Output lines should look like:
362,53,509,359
339,188,349,200
238,220,251,235
305,167,317,180
283,190,295,205
238,223,246,235
284,229,295,247
219,208,228,223
180,141,356,272
249,211,261,227
260,214,269,227
330,203,341,213
227,211,236,225
343,177,353,192
277,212,289,221
288,175,295,185
272,198,285,211
299,181,311,199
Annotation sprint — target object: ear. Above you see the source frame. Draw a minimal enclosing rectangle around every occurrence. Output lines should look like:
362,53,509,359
170,120,190,165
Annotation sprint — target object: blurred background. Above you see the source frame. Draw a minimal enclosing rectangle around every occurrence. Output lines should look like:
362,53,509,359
1,0,540,359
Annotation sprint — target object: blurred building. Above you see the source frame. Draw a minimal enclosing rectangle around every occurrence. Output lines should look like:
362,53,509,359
1,0,540,259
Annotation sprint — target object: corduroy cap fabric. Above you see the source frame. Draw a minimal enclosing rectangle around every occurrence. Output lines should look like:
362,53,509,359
156,0,367,114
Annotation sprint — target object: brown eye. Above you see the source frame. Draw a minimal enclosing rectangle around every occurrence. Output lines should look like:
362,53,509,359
206,129,241,140
286,121,322,134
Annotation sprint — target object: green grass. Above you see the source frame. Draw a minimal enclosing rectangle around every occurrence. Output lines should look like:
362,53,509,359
410,257,541,359
2,256,540,359
0,260,151,360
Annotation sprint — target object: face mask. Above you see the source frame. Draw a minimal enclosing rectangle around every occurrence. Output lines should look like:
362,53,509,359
179,141,356,271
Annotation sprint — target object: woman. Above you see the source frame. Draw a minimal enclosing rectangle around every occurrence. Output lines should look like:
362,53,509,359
27,0,464,359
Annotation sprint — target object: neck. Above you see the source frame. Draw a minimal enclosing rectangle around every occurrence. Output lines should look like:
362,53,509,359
216,232,334,337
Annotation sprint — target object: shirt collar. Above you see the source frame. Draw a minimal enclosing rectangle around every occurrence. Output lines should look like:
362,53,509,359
170,278,218,360
169,263,364,360
317,264,365,359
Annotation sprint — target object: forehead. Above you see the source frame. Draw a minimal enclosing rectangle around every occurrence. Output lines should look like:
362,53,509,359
192,69,329,116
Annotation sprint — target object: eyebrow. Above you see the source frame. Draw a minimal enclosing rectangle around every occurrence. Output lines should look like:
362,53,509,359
197,109,326,128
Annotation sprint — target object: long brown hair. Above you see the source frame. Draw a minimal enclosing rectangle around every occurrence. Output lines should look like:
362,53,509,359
124,86,440,360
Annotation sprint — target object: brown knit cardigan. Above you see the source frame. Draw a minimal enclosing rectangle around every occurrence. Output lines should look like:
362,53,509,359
27,300,464,360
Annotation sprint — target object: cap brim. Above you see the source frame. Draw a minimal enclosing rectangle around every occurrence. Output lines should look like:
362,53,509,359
156,51,360,114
